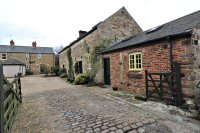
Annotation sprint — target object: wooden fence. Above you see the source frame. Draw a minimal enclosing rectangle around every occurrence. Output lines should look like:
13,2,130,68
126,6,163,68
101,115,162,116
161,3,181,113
145,62,183,106
0,64,22,133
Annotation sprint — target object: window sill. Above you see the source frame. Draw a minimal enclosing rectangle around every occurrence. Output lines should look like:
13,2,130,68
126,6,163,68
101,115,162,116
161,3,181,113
129,69,143,72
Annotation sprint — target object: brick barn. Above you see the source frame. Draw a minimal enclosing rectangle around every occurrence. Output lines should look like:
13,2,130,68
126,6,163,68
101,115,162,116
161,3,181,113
101,10,200,105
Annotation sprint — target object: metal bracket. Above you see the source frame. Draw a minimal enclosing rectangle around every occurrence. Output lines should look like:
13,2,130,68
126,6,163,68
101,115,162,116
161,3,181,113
196,81,200,89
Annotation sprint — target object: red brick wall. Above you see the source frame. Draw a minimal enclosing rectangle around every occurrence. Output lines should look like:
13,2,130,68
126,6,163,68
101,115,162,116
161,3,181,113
103,36,194,97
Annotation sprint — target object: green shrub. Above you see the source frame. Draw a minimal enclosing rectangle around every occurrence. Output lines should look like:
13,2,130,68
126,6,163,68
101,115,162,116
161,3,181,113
75,73,89,85
59,68,66,75
51,66,60,76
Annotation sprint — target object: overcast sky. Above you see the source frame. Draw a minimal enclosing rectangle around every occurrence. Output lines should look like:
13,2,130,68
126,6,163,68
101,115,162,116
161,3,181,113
0,0,199,48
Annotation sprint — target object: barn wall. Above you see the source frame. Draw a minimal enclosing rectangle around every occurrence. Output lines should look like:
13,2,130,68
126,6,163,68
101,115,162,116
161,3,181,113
102,36,194,99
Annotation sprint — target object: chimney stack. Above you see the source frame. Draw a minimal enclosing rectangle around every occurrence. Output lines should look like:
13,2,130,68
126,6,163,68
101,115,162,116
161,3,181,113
79,30,87,37
32,41,37,47
10,39,15,46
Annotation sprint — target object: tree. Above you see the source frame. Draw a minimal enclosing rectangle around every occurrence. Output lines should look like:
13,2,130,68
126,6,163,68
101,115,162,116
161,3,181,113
54,45,63,55
54,45,64,67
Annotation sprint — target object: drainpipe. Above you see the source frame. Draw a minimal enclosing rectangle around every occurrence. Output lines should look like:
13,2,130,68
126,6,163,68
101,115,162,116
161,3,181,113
167,36,173,72
29,53,32,73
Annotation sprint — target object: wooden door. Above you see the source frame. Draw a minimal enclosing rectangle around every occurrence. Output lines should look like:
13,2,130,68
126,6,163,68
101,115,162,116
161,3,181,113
104,58,111,85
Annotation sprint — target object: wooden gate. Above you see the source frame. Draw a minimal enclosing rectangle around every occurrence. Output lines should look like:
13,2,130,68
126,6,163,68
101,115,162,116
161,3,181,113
0,64,22,133
145,63,183,106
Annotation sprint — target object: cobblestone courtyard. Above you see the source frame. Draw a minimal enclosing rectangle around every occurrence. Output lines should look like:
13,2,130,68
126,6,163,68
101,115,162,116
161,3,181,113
11,75,200,133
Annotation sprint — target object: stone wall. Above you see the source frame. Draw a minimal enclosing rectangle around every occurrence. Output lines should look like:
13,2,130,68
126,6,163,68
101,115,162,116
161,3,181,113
98,7,142,42
102,36,194,99
95,7,142,83
191,25,200,90
59,7,142,83
59,49,68,69
191,25,200,113
6,52,54,74
71,30,100,76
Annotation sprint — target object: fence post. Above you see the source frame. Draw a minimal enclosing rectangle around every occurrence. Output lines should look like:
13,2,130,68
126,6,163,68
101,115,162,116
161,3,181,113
0,64,5,133
145,70,148,99
174,62,183,106
18,78,22,103
160,75,163,100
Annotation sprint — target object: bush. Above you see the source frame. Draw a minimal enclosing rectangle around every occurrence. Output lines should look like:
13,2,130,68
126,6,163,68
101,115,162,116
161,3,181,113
59,68,66,75
75,73,89,85
51,66,60,76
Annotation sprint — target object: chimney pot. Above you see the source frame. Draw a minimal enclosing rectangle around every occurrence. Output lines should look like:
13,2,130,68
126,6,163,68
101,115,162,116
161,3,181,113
32,41,37,47
79,30,87,37
10,39,15,46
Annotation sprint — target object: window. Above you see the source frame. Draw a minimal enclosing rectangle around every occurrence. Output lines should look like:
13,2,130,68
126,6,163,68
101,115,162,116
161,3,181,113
38,54,42,58
26,64,29,69
26,53,29,58
1,53,7,60
75,61,83,74
129,53,142,70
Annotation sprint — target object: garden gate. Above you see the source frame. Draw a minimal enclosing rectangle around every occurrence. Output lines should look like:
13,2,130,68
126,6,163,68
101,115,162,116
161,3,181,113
0,64,22,133
145,62,183,106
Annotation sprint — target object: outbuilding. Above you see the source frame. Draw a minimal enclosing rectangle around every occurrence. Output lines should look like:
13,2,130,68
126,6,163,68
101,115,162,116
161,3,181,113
2,59,26,77
101,10,200,106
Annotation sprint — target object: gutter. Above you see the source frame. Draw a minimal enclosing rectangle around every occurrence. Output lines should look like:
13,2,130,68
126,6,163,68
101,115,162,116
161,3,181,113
167,36,173,72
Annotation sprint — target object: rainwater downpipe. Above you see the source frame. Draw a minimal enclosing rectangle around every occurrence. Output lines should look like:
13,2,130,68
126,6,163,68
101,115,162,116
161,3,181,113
167,36,173,72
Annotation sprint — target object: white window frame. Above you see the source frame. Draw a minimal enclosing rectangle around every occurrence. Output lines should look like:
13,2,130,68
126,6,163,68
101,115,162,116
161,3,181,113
38,54,42,58
37,65,40,69
26,64,29,69
26,53,29,58
1,53,7,60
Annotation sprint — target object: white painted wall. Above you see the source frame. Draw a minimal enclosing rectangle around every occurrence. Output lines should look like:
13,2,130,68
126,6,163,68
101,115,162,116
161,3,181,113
3,65,26,77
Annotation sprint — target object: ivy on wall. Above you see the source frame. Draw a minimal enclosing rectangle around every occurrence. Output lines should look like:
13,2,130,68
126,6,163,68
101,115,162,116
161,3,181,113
84,39,112,82
67,47,74,80
83,40,90,53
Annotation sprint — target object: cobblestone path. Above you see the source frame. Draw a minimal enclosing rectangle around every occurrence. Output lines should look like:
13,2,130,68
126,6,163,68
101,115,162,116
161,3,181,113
11,75,200,133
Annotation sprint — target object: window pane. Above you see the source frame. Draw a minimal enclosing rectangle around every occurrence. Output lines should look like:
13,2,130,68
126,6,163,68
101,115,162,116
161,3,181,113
2,53,7,60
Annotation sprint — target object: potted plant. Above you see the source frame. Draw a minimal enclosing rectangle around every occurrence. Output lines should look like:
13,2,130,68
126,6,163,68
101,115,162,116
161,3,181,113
112,85,118,91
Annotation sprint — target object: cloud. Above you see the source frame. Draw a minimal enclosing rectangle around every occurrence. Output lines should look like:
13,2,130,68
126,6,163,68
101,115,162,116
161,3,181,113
0,0,199,47
0,21,45,45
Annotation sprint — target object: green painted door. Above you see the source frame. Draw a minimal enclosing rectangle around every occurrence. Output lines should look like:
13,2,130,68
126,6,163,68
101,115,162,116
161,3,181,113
104,58,111,85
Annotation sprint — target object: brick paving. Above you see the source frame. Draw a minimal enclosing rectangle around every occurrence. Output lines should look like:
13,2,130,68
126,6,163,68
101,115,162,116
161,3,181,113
11,75,200,133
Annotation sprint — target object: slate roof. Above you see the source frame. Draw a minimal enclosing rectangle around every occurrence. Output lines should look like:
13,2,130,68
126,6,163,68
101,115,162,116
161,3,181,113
0,45,54,54
102,10,200,53
2,59,26,66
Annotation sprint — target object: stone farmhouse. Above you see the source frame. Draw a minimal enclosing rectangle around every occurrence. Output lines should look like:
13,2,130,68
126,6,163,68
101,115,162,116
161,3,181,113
101,10,200,105
59,7,142,82
0,41,55,75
